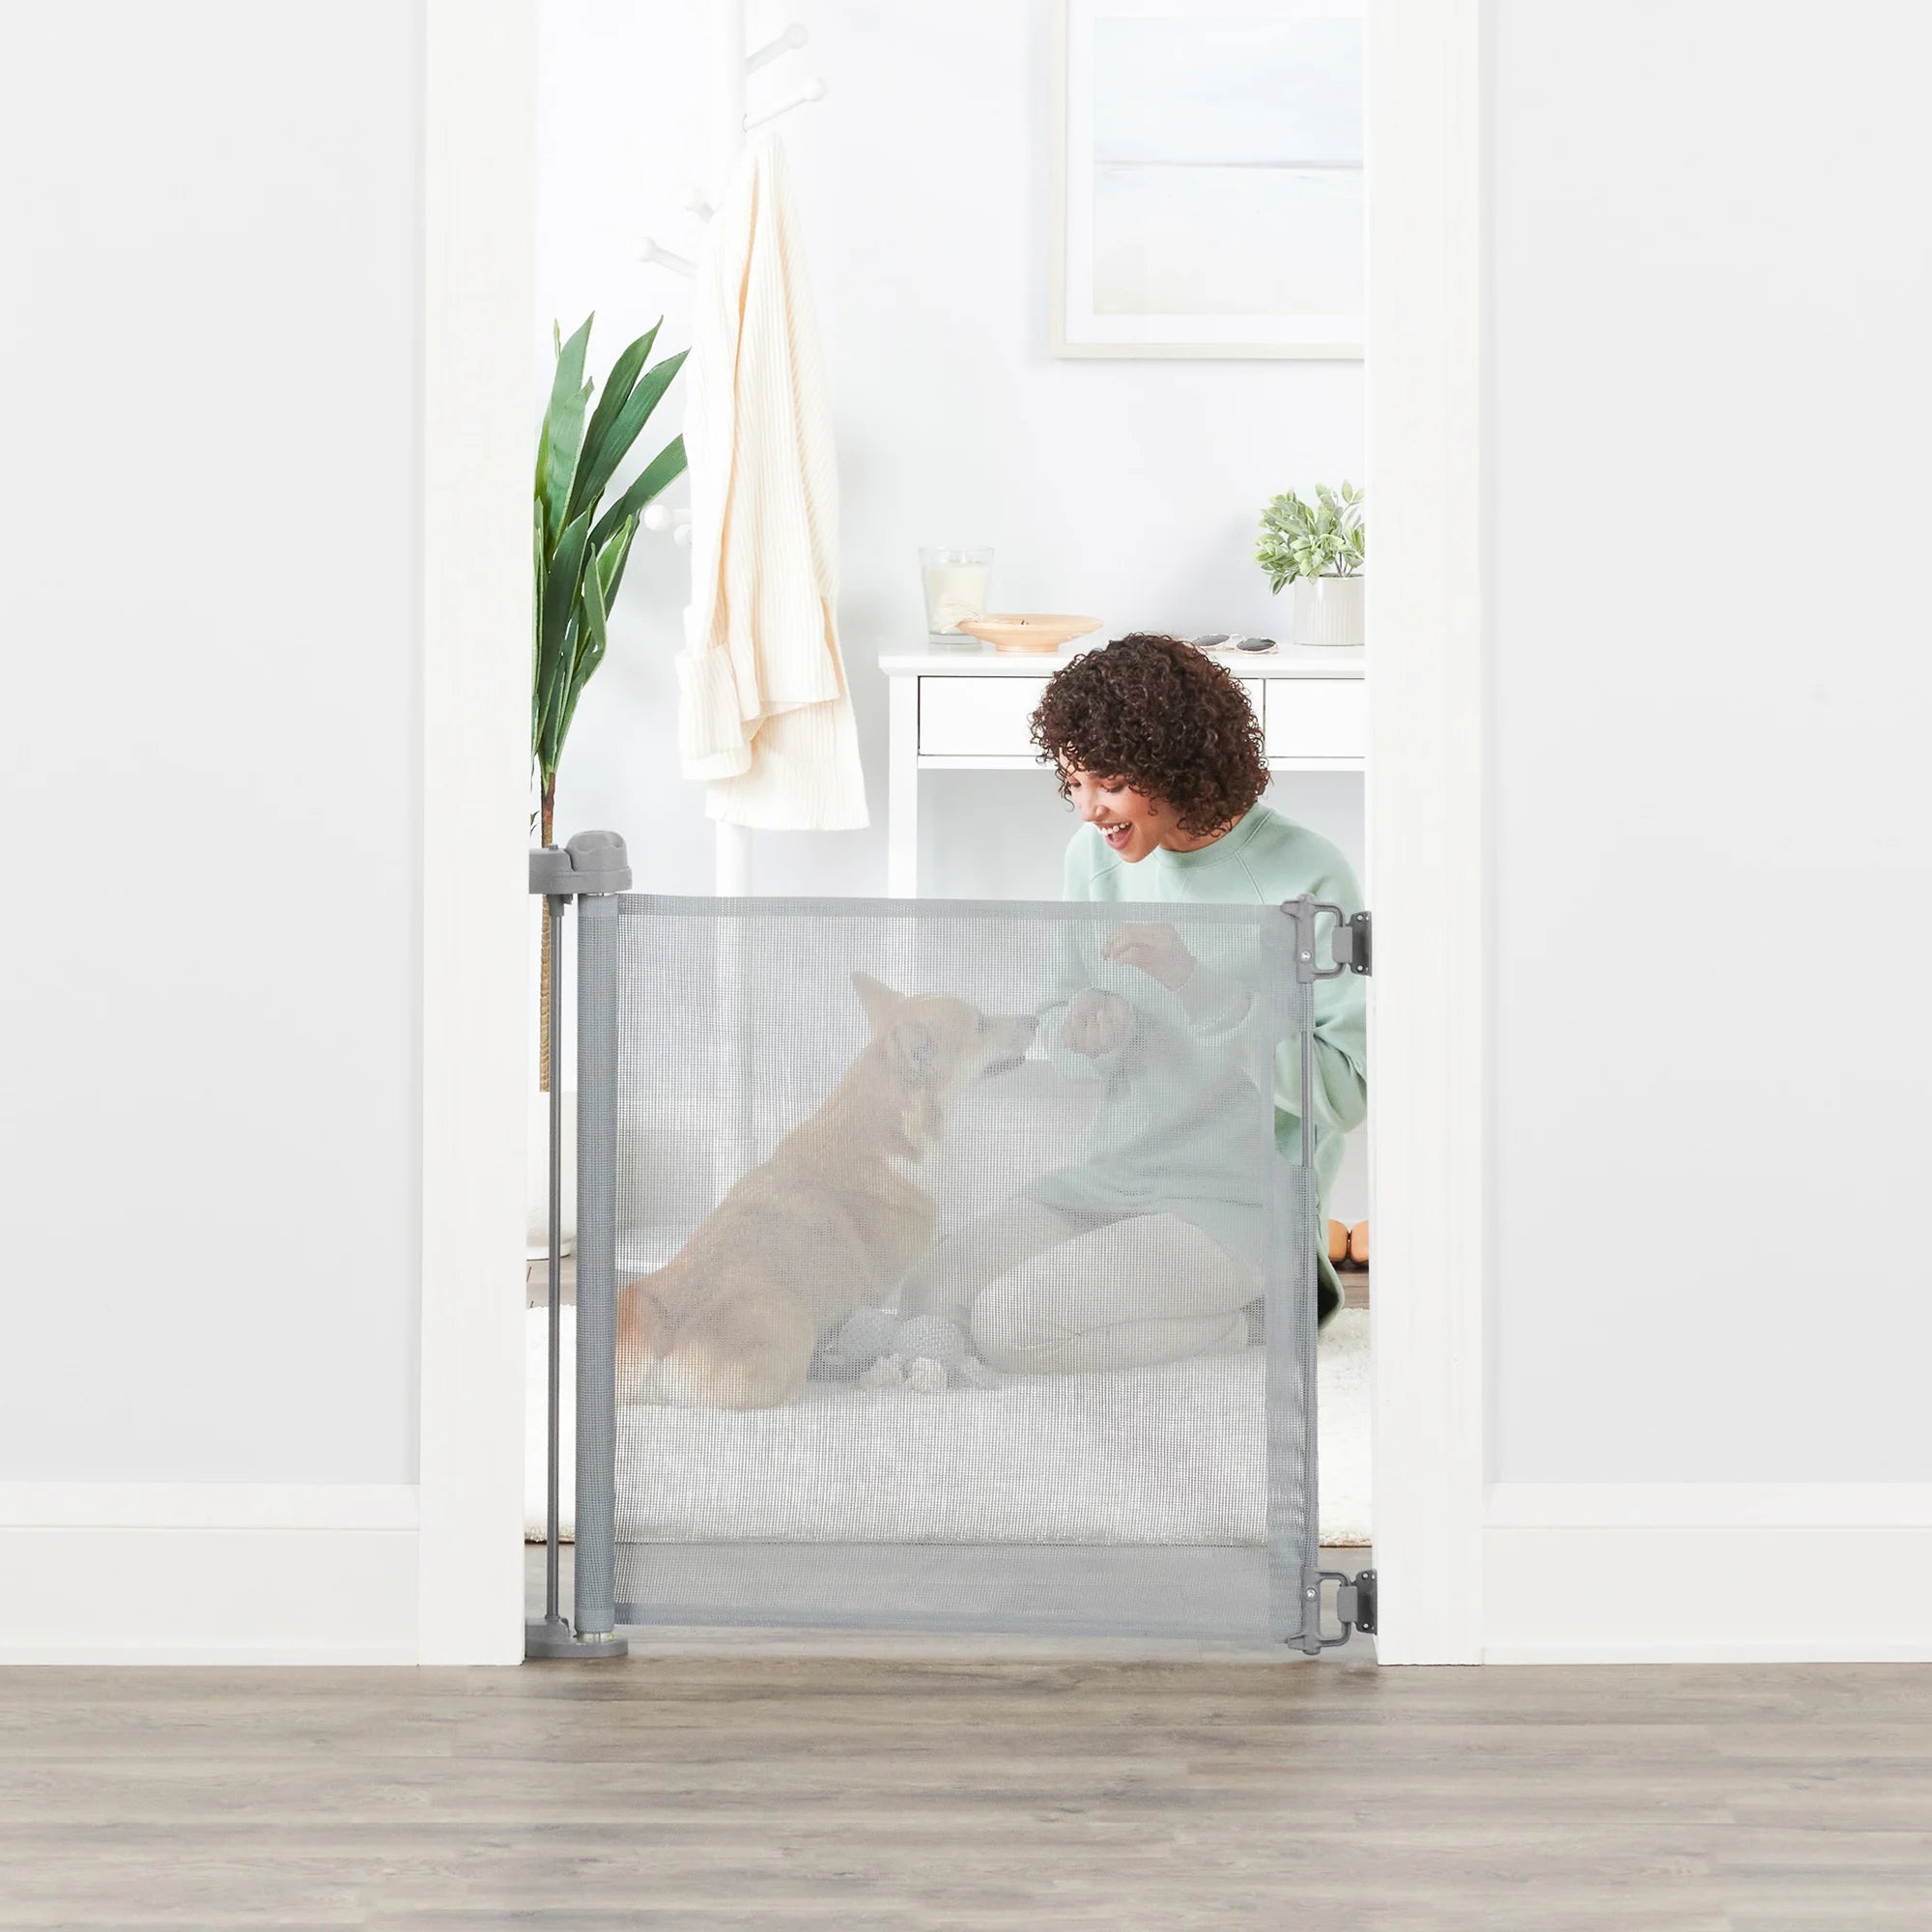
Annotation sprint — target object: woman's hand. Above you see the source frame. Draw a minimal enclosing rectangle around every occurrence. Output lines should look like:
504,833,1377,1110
1102,921,1196,990
1061,987,1133,1059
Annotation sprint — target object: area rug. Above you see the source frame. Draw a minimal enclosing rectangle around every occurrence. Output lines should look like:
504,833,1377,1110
526,1305,1370,1548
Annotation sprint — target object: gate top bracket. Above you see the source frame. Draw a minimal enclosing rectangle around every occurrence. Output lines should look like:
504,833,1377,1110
1332,909,1372,977
530,829,633,897
1281,897,1373,981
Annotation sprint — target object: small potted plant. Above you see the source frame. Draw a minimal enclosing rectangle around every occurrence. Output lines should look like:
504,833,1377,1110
1256,482,1365,647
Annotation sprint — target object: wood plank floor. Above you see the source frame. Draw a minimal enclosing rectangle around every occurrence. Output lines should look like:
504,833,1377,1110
7,1606,1932,1930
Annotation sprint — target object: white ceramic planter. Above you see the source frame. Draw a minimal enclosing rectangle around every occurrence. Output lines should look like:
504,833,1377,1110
526,1088,577,1259
1292,573,1366,648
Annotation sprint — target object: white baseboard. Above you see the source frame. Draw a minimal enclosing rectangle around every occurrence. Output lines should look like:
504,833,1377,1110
16,1479,1930,1665
1484,1483,1932,1662
0,1483,421,1665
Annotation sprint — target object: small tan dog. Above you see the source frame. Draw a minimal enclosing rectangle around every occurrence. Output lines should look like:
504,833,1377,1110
616,973,1037,1409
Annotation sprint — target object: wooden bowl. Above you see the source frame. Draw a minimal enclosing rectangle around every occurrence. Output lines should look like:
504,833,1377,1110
954,613,1103,655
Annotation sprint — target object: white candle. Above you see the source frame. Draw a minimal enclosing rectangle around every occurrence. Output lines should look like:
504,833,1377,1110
923,563,989,633
920,548,993,639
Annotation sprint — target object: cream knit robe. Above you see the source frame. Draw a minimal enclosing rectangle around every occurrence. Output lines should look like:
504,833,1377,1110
676,136,867,830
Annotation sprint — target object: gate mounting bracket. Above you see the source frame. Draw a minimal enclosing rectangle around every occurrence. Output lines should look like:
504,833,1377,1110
1332,910,1372,977
1338,1567,1378,1636
1282,898,1373,980
1305,1568,1378,1648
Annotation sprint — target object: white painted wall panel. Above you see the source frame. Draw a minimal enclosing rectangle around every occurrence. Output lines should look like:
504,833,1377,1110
0,3,424,1482
1490,0,1932,1479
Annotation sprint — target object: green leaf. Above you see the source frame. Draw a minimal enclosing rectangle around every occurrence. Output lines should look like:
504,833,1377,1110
570,349,689,524
533,507,592,780
590,433,687,547
568,322,663,521
537,316,595,549
537,611,582,778
554,539,611,760
531,500,548,759
592,513,639,613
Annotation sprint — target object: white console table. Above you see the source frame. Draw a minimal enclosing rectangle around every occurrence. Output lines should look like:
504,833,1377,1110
881,645,1367,897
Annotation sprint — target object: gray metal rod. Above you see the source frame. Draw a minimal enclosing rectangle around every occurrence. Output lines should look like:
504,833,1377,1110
545,895,564,1626
1260,903,1321,1650
1289,897,1324,1652
573,891,621,1639
1299,974,1317,1177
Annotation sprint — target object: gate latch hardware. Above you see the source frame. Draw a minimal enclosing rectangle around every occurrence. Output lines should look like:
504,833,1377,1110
1338,1567,1377,1635
1307,1568,1378,1647
1284,899,1373,982
1331,911,1372,977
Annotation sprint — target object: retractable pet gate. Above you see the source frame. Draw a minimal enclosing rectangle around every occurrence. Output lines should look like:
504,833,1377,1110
532,833,1370,1653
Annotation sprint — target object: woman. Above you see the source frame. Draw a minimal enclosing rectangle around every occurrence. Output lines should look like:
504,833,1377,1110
899,633,1368,1375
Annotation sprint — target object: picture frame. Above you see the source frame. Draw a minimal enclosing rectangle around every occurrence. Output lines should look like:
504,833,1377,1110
1051,0,1365,360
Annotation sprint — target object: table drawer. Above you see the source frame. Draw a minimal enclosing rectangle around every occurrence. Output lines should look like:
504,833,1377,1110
1263,678,1367,760
917,676,1048,755
919,674,1267,757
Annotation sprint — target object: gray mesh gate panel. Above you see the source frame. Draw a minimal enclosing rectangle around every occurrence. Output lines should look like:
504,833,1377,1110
578,894,1323,1645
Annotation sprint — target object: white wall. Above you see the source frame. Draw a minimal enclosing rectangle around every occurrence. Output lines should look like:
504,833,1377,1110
1490,1,1932,1481
0,3,423,1484
536,0,1365,905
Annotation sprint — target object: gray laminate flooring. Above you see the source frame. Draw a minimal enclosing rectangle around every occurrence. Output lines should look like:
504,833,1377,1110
2,1562,1926,1929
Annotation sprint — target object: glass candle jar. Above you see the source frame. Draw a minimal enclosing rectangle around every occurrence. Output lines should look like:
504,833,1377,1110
920,547,993,645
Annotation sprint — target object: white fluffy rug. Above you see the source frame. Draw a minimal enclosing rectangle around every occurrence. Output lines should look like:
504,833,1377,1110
527,1306,1370,1548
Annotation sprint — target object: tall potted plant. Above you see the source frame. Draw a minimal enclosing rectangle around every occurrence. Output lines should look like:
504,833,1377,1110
1256,482,1365,647
533,313,687,1093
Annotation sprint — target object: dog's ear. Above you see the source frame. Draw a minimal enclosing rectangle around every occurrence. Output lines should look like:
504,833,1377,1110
887,1017,940,1087
851,971,900,1034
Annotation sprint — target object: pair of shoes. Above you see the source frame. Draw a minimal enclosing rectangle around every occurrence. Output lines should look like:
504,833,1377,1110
1327,1219,1369,1269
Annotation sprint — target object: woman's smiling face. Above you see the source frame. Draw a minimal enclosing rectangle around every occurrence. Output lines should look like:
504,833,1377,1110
1063,770,1171,863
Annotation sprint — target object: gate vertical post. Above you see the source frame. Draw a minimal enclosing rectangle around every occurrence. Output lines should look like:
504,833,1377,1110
571,835,628,1653
525,831,631,1661
525,879,573,1662
1293,906,1326,1654
1281,895,1378,1654
1265,898,1326,1653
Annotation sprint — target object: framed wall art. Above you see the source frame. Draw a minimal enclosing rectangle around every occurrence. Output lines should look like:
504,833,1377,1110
1052,0,1365,359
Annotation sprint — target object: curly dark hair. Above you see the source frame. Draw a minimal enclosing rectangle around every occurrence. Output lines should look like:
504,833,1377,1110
1029,634,1268,837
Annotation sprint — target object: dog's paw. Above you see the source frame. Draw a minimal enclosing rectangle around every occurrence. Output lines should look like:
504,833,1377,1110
903,1355,948,1395
955,1357,1003,1391
858,1351,907,1390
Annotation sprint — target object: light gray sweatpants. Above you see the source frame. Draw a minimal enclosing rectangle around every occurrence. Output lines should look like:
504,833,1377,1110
898,1202,1258,1375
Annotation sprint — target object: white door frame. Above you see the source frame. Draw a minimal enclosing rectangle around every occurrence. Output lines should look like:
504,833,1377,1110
1364,0,1487,1663
417,0,538,1666
412,0,1491,1664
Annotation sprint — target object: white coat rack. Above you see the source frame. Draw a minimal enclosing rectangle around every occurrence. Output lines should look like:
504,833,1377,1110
640,8,829,897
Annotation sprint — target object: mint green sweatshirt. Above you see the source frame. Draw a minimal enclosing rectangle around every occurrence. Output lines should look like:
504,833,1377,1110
1026,804,1368,1296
